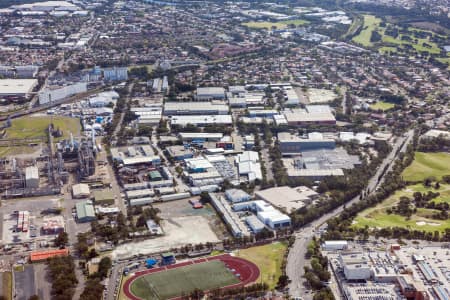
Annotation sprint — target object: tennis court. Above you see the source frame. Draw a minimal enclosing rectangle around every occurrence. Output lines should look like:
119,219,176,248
129,260,239,300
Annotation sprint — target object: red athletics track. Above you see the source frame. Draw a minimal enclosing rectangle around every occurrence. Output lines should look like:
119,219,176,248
122,254,260,300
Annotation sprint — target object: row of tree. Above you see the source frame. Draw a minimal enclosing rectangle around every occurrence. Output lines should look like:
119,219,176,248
304,238,335,300
47,256,78,300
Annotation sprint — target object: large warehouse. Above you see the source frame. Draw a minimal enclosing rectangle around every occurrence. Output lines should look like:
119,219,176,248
170,115,232,126
278,132,335,155
164,102,229,115
0,79,38,99
196,87,226,100
283,105,336,126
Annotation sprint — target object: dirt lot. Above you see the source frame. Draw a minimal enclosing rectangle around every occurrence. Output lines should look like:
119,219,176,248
112,215,221,260
154,197,230,239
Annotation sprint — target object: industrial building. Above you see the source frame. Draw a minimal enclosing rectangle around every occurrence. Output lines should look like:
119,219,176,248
75,201,96,223
236,151,262,183
93,189,115,205
164,102,229,115
29,248,69,263
225,189,251,203
278,132,336,155
41,216,65,234
228,92,265,107
209,193,250,237
283,148,360,180
232,200,291,229
338,252,372,281
169,115,233,127
178,132,224,142
72,183,90,198
103,66,128,82
39,82,87,105
126,189,155,200
131,106,163,125
129,197,154,207
339,132,372,145
252,200,291,229
25,166,39,188
255,186,318,212
283,105,336,126
110,146,161,167
245,215,266,233
328,245,447,300
0,65,38,78
321,240,348,251
166,145,194,161
0,79,38,99
196,87,226,100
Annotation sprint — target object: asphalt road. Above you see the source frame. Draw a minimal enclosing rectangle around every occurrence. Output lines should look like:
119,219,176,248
14,265,35,300
112,82,134,140
286,129,414,299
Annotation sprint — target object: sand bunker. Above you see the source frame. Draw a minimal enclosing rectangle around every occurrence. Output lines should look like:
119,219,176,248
416,221,440,226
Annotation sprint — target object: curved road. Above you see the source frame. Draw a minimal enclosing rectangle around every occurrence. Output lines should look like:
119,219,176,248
286,129,414,299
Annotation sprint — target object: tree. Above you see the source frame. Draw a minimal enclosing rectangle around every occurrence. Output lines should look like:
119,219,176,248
54,232,68,248
276,274,290,288
80,278,104,300
97,257,112,279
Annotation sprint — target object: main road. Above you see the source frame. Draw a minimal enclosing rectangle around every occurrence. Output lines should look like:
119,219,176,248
286,129,414,299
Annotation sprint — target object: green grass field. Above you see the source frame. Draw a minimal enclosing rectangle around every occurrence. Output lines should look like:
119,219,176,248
242,19,308,30
370,101,395,111
353,183,450,233
235,242,287,289
402,152,450,182
130,260,239,300
5,116,80,140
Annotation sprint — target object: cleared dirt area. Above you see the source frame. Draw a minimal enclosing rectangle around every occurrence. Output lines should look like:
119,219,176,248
154,198,230,239
112,215,220,260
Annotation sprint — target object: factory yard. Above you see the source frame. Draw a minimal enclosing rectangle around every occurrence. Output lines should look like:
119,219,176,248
112,216,220,260
235,241,288,289
0,197,62,244
327,243,450,300
353,183,450,233
402,152,450,182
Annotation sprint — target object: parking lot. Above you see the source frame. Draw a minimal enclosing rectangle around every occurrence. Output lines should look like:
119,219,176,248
14,265,36,300
0,197,61,244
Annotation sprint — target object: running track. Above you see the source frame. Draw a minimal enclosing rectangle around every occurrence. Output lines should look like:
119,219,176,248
122,254,260,300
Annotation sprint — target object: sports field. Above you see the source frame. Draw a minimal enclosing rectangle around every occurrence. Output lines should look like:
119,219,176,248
5,116,81,140
130,260,238,300
124,255,259,300
370,101,395,111
402,152,450,182
353,183,450,233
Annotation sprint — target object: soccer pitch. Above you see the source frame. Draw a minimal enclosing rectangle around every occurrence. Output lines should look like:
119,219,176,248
129,260,239,300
